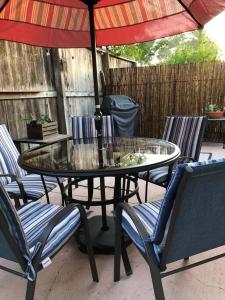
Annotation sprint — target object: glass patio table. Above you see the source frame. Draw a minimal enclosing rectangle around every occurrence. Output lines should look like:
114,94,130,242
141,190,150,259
19,137,180,254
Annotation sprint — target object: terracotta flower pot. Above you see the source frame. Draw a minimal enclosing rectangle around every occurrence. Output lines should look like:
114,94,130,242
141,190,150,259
206,111,224,119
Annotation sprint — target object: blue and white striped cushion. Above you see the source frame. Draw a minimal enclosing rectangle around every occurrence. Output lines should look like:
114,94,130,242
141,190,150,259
72,115,114,139
121,199,162,253
139,153,217,185
72,116,97,139
162,116,207,161
102,115,114,138
18,201,80,259
138,166,173,185
0,124,27,178
0,151,12,185
5,174,60,200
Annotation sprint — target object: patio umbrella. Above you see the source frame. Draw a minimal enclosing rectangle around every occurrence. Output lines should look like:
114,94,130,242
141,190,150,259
0,0,225,131
1,0,224,254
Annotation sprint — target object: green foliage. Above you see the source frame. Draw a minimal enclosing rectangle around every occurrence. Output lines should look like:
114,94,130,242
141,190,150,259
205,104,222,112
37,114,51,124
109,42,156,65
21,114,52,124
109,30,220,65
164,31,219,64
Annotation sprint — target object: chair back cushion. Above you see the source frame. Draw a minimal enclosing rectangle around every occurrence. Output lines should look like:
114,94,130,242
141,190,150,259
0,124,27,179
161,158,225,264
162,116,207,161
102,115,114,138
0,183,29,261
0,151,12,185
71,115,114,139
152,163,186,244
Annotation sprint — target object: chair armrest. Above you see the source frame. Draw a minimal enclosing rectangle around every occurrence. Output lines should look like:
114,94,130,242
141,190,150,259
116,203,161,268
25,204,98,282
0,174,27,203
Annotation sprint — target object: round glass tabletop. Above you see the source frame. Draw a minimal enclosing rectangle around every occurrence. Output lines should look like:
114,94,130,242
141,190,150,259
19,137,180,177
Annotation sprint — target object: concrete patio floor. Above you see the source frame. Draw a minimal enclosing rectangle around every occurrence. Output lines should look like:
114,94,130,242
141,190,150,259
0,142,225,300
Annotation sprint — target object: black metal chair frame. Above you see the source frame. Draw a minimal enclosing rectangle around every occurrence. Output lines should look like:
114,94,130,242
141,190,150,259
0,203,98,300
114,170,225,300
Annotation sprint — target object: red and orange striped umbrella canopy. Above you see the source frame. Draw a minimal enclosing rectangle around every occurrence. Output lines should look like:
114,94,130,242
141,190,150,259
0,0,225,48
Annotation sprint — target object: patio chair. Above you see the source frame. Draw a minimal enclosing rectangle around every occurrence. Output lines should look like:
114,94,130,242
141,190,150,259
71,115,114,206
138,116,208,202
0,183,98,300
72,115,114,140
0,124,62,206
114,158,225,300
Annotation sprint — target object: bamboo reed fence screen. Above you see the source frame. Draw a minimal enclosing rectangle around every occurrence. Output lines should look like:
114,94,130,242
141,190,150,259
105,61,225,142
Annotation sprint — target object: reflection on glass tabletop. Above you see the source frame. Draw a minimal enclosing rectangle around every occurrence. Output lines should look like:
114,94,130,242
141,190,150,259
19,137,180,177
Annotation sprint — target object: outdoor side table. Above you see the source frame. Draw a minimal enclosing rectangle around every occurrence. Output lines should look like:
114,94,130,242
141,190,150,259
18,137,180,254
207,118,225,149
13,134,71,153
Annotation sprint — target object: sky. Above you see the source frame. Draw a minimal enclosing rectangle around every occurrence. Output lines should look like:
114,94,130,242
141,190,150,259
204,10,225,60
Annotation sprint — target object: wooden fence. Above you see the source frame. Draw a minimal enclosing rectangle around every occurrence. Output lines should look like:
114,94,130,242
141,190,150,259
104,62,225,142
0,41,135,139
1,43,225,144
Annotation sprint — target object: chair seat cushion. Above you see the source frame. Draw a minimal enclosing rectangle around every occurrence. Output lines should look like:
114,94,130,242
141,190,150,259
5,174,61,200
17,201,80,259
138,166,174,185
122,199,162,253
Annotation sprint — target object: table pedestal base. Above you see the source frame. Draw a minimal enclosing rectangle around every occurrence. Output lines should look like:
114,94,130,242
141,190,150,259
76,215,129,255
77,215,115,254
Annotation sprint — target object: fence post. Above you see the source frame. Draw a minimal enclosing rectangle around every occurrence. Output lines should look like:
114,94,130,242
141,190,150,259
50,49,67,134
100,52,110,97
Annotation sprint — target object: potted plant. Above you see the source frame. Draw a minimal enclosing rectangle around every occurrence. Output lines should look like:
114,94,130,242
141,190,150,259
24,114,58,139
205,104,224,119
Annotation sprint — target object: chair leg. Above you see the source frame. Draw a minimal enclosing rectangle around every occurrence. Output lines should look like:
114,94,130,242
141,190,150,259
125,177,131,201
149,267,165,300
25,279,36,300
56,178,65,206
13,197,21,208
121,235,132,276
82,213,99,282
144,171,150,203
68,178,72,200
114,214,132,281
134,176,142,204
122,176,126,199
40,175,50,204
114,214,122,282
86,178,94,209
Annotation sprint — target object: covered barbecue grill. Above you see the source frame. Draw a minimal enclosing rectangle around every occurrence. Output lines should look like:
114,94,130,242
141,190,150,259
101,95,139,137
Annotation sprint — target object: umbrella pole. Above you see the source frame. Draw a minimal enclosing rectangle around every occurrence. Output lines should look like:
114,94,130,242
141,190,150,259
88,2,102,135
0,0,9,12
88,2,108,232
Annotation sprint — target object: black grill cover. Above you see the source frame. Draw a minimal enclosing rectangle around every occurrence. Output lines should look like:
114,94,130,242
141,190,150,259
101,95,139,137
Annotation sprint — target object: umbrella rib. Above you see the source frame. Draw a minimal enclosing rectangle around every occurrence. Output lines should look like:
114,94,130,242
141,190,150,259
176,0,202,28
